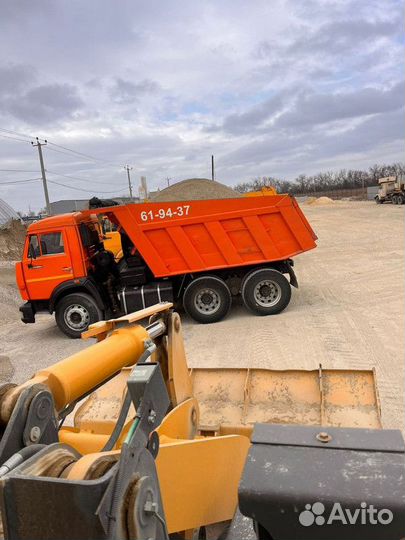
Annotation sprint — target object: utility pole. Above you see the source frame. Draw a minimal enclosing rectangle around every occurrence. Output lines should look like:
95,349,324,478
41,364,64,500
32,137,51,215
125,165,133,200
211,155,215,181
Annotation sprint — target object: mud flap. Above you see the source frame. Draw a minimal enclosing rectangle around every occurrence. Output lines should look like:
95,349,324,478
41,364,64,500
286,260,298,288
239,424,405,540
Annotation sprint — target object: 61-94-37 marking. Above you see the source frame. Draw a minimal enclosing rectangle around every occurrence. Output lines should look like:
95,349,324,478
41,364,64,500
140,205,190,222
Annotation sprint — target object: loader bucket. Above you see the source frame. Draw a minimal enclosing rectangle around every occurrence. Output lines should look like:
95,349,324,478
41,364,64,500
190,365,382,435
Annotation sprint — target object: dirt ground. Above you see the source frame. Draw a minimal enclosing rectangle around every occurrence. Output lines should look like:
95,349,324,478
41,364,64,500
0,201,403,430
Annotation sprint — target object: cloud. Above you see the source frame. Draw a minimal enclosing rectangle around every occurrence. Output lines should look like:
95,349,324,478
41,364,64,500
0,0,403,211
275,81,405,129
110,78,160,104
7,83,83,124
286,19,400,57
213,91,288,134
0,64,37,96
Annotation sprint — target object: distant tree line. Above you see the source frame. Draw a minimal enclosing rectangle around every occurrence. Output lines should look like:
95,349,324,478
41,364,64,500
234,163,405,195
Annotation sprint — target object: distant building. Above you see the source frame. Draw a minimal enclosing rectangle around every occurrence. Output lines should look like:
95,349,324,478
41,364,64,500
49,197,140,215
49,199,88,215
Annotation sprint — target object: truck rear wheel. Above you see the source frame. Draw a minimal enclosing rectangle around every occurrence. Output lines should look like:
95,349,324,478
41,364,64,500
394,194,404,205
241,268,291,316
183,276,231,324
55,293,103,338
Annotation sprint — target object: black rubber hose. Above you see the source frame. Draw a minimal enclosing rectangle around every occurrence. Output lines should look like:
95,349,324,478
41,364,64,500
101,348,153,452
101,390,132,451
0,444,45,477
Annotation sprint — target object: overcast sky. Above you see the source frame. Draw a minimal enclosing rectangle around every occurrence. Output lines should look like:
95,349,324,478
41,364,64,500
0,0,404,212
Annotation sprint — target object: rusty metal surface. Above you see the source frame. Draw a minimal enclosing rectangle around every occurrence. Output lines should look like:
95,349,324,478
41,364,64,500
68,363,381,455
74,368,134,435
190,365,382,432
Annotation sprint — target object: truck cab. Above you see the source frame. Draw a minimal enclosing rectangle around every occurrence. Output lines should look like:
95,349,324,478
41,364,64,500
16,213,107,337
375,175,405,204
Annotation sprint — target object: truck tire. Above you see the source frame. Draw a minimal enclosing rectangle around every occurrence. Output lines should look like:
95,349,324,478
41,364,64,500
241,268,291,316
55,293,103,338
394,194,404,205
183,276,231,324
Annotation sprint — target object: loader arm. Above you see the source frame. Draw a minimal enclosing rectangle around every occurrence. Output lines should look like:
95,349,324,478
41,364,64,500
0,304,403,539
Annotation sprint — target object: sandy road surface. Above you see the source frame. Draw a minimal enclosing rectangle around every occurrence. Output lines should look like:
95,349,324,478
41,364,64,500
0,201,403,429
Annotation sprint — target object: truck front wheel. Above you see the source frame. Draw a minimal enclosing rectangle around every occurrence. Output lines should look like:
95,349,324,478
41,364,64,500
241,268,291,316
183,276,231,323
55,293,103,338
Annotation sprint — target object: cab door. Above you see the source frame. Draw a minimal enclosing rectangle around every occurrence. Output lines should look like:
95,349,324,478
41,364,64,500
23,229,74,299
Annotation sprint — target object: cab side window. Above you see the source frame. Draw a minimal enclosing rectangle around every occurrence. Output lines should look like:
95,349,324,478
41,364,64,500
29,235,40,257
101,218,118,234
40,232,64,255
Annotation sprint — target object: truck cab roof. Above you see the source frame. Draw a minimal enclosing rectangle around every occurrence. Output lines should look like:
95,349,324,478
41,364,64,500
27,212,96,233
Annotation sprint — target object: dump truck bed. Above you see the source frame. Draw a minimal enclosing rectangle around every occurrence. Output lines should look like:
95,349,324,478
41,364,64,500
92,195,317,278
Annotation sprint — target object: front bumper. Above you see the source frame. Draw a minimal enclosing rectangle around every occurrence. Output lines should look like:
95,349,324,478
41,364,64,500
19,302,36,324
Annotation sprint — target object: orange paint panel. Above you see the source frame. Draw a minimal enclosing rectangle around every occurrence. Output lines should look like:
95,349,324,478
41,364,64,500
166,226,206,270
242,215,282,260
204,221,244,265
183,223,228,267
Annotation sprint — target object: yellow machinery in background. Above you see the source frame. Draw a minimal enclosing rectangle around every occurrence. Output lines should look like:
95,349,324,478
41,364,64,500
100,216,123,261
243,186,277,197
0,303,403,540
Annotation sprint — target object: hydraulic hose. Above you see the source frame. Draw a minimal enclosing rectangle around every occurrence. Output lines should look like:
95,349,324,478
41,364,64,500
0,444,45,478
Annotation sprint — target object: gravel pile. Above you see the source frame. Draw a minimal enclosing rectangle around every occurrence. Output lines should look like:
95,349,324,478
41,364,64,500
305,196,334,206
151,178,241,202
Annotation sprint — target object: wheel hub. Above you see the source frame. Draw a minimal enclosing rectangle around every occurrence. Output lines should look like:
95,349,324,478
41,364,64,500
254,280,282,307
64,304,90,331
195,288,220,314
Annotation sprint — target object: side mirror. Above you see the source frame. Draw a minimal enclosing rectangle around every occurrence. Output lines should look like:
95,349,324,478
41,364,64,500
28,243,37,260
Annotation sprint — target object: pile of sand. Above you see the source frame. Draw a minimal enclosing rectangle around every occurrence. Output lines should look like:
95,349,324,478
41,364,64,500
0,262,21,327
305,196,334,206
151,178,241,202
0,220,26,260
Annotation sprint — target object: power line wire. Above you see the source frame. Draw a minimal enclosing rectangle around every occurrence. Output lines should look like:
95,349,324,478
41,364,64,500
0,169,40,173
0,177,42,185
46,140,121,166
0,128,129,169
0,128,132,174
45,146,89,159
0,133,31,144
0,127,32,140
45,146,123,169
47,178,129,195
47,170,127,188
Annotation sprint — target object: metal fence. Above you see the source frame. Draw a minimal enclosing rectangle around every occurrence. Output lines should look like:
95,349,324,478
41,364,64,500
293,187,369,200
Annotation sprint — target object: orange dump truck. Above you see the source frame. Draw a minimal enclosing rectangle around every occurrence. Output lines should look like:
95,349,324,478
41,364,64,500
16,195,317,337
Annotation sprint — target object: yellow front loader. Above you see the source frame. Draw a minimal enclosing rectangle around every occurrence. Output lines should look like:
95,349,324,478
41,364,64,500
0,303,403,539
